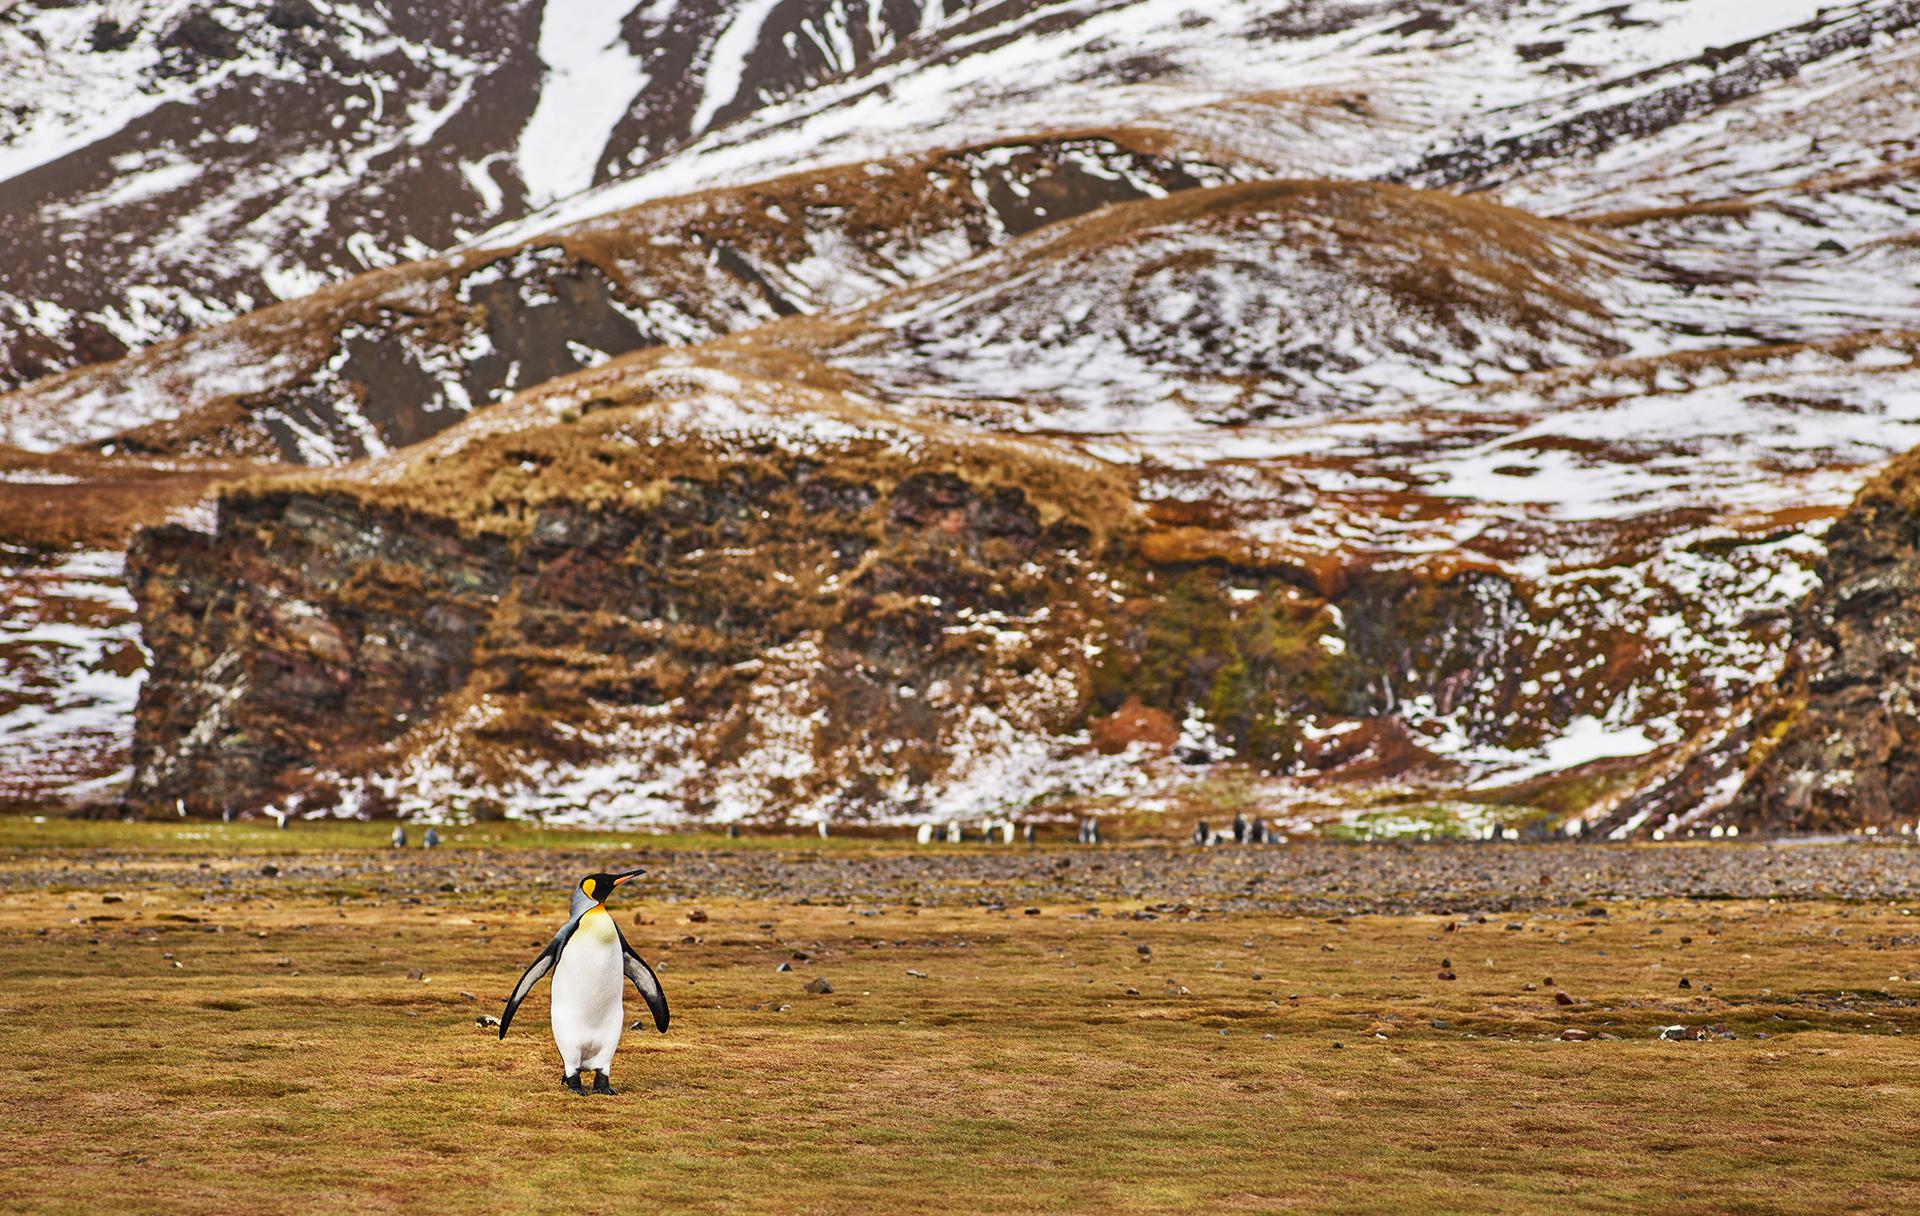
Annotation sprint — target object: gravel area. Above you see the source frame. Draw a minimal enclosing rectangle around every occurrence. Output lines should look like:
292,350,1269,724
10,842,1920,914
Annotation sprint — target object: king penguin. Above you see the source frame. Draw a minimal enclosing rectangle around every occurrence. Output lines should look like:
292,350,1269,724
499,869,670,1094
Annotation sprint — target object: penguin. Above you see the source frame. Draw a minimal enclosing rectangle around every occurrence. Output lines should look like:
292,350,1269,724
1232,813,1247,844
916,823,934,846
946,821,962,844
500,869,669,1095
391,825,407,848
422,827,441,848
1192,821,1209,846
817,821,830,839
1022,823,1036,846
267,806,289,831
176,799,187,819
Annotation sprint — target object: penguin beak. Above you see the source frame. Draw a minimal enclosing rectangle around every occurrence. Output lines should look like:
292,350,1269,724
611,869,646,887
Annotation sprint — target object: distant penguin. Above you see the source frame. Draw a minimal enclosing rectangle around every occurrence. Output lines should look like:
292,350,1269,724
917,823,934,845
1022,823,1036,846
1232,813,1247,844
391,825,408,849
1192,821,1209,846
946,821,963,844
817,821,830,839
726,824,741,839
267,806,289,831
500,869,668,1094
176,799,188,819
422,827,441,848
221,807,235,823
1247,819,1266,845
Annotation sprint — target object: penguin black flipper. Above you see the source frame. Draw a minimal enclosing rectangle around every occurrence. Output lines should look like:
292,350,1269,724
499,920,577,1039
614,923,670,1033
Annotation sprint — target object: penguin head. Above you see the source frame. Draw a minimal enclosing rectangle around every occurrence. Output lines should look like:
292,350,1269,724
578,868,646,904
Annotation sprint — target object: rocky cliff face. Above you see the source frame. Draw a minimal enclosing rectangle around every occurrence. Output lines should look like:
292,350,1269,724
1733,456,1920,832
126,350,1631,823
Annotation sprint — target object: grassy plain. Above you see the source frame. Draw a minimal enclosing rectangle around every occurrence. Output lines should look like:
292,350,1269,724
2,823,1918,1214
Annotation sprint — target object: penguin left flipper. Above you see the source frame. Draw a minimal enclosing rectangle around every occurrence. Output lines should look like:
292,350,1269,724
614,923,670,1033
499,921,577,1039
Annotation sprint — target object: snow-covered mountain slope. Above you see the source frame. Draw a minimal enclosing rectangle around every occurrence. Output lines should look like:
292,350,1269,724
5,0,1903,393
10,0,1920,835
0,132,1218,457
815,180,1652,428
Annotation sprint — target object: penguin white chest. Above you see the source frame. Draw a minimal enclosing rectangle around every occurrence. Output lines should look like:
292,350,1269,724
550,907,624,1072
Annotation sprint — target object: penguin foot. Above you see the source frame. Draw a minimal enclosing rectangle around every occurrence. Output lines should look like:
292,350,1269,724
562,1071,587,1095
591,1073,617,1096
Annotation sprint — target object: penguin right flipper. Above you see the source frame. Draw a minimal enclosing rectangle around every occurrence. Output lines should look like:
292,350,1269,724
614,924,670,1033
499,922,576,1039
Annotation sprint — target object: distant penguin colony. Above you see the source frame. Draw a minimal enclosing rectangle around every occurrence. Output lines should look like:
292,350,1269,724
500,868,669,1095
1193,817,1275,846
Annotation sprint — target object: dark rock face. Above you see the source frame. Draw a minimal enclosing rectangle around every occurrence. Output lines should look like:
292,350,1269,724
1734,460,1920,831
128,496,508,812
124,438,1127,817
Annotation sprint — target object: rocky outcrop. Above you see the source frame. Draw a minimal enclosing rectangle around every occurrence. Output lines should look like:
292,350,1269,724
126,354,1622,822
1733,454,1920,832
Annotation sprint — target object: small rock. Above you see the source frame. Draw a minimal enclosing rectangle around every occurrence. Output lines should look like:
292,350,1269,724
906,969,928,979
1024,908,1041,916
804,977,834,995
1554,991,1576,1006
1136,945,1151,956
1659,1025,1693,1041
777,962,792,973
1559,1028,1593,1041
1678,977,1692,989
406,969,425,981
260,864,280,877
475,1014,500,1029
687,909,708,923
458,991,477,1002
101,894,125,905
1438,970,1456,981
1430,1019,1451,1030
